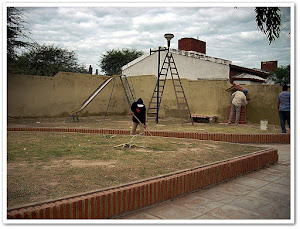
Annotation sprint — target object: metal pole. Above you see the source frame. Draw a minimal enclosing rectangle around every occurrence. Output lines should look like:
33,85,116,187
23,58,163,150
104,77,116,118
156,47,161,124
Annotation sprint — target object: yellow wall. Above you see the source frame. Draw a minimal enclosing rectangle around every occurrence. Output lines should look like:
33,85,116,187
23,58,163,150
245,85,282,125
7,72,128,117
7,72,283,125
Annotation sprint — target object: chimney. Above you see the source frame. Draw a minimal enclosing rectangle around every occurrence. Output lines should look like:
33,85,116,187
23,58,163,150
261,61,278,72
178,38,206,54
89,65,93,74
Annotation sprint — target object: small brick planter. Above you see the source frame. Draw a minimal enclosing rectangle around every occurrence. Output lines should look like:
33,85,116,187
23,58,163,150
225,105,247,124
6,127,284,219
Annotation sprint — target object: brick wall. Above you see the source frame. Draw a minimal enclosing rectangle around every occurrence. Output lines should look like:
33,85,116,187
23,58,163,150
225,105,247,124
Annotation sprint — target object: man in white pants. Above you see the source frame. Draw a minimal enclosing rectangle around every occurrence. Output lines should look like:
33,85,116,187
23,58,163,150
228,89,248,124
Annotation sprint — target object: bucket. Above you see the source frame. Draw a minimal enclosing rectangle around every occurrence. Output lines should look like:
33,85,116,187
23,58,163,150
260,120,268,130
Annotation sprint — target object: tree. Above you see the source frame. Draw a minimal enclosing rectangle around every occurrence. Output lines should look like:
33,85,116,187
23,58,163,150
12,43,88,76
268,65,290,86
99,48,144,76
255,7,281,44
7,7,32,62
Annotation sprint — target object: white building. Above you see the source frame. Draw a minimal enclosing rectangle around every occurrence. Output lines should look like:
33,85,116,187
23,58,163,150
122,37,274,85
122,47,231,81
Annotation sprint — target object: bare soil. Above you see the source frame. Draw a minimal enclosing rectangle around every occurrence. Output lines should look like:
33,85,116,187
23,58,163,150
7,128,265,209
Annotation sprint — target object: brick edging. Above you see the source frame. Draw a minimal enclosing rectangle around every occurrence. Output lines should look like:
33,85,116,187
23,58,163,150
7,127,290,144
7,148,278,219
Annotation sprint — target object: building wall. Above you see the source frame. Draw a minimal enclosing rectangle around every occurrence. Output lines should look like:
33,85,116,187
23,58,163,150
122,50,230,81
152,78,232,120
122,53,158,77
7,72,128,117
245,84,282,124
7,73,283,125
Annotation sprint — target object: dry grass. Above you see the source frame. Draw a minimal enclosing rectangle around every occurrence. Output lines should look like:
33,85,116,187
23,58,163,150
7,131,264,209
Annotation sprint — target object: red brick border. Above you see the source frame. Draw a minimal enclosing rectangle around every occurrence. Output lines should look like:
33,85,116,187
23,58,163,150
7,148,278,219
7,127,290,144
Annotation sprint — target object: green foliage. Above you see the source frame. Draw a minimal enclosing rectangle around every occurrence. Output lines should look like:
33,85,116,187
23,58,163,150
255,7,281,44
10,43,88,76
7,8,87,76
268,65,290,86
7,7,33,70
99,48,144,76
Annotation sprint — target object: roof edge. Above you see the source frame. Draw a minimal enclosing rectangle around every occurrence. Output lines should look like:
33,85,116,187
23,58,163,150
122,47,232,71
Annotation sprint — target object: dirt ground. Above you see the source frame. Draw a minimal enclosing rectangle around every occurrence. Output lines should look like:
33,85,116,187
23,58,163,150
7,130,264,209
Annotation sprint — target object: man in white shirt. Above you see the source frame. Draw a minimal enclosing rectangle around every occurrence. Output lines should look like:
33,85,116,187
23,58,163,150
228,89,248,124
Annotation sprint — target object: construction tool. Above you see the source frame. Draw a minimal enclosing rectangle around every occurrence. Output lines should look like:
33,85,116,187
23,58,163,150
148,51,194,125
131,112,152,136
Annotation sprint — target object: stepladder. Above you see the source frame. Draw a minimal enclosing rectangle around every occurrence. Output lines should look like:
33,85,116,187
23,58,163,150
105,74,136,118
148,51,194,125
119,74,136,109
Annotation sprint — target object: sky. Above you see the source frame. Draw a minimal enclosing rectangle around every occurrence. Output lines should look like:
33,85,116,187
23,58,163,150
7,1,293,75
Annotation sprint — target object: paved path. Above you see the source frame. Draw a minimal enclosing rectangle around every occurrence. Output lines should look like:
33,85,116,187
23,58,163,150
117,144,291,220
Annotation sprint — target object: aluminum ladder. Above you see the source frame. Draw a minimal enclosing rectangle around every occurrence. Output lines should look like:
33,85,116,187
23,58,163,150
119,75,136,109
148,52,194,125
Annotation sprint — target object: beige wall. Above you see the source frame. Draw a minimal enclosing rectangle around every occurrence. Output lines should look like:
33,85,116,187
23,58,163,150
144,78,232,120
7,72,128,117
7,72,283,125
245,84,282,125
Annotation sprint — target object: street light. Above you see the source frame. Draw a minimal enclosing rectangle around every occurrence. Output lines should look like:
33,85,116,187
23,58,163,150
149,33,174,124
164,33,174,50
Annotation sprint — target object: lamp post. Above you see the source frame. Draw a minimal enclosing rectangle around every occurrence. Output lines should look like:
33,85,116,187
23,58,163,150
150,33,174,124
164,33,174,50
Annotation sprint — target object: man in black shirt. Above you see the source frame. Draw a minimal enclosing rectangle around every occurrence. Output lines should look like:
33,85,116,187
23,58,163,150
130,98,147,135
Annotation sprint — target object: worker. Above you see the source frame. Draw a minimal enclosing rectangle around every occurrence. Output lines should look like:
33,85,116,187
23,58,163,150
277,85,290,133
130,98,147,135
228,89,248,124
